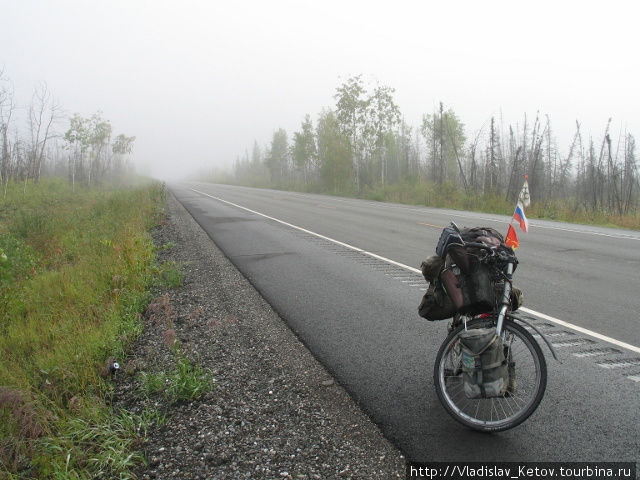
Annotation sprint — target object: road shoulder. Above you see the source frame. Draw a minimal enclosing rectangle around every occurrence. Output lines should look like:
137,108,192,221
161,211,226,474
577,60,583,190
114,189,405,479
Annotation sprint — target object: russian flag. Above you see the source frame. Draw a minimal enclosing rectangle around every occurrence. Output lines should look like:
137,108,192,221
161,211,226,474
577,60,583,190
513,202,529,232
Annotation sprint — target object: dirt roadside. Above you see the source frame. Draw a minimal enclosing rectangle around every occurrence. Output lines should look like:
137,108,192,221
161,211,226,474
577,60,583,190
113,190,406,479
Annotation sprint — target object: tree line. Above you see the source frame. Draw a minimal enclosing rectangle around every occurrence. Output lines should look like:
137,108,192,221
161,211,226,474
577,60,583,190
230,75,639,217
0,69,136,196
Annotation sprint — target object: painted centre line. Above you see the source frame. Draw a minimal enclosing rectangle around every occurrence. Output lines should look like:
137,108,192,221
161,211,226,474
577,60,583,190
190,187,640,355
418,222,444,229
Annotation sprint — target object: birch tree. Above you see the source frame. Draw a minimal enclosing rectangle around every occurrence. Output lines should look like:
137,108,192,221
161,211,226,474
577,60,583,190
363,83,401,186
317,110,351,193
266,129,289,186
111,134,136,175
291,115,317,185
334,76,367,191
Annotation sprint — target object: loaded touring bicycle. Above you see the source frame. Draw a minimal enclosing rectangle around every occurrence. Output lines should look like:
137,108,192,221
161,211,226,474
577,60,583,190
420,222,557,432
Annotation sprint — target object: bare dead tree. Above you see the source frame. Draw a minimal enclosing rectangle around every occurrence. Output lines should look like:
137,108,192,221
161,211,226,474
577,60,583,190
467,124,487,193
605,133,623,214
28,83,61,184
622,133,637,214
553,121,580,199
593,119,612,209
505,145,522,202
527,113,547,201
0,69,15,197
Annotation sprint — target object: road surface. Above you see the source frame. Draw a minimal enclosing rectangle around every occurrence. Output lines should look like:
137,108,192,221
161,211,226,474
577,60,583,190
170,182,639,463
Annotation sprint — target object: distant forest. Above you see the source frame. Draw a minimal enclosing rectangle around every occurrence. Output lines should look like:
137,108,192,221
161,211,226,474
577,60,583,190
0,69,136,195
221,75,638,225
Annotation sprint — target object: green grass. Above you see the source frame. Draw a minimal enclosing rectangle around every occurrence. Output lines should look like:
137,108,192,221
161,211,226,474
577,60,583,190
165,356,214,403
137,355,214,404
36,406,155,479
276,178,640,230
154,261,183,289
380,183,639,229
137,371,168,398
0,177,166,478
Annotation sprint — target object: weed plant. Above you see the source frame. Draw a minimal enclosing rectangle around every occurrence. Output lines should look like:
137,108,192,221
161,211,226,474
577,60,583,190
137,371,168,398
165,356,214,403
0,178,165,478
137,355,214,404
154,261,183,289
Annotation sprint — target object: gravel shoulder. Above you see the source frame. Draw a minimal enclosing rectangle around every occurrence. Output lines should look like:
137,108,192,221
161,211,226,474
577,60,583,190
114,191,405,479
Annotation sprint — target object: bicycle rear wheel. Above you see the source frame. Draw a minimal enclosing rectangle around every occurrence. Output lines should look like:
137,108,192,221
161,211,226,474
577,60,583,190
433,317,547,432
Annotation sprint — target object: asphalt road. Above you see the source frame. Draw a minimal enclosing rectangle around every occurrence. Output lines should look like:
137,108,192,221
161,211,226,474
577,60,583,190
170,182,639,463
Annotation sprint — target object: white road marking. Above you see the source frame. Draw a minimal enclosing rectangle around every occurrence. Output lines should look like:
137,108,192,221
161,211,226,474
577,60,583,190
519,307,640,354
190,187,640,355
521,223,640,241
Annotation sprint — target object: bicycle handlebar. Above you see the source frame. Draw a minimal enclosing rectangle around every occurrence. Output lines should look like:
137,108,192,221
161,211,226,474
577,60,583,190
463,241,496,251
456,240,517,264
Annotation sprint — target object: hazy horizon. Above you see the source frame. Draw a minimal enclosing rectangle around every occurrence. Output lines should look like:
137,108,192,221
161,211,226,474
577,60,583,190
2,0,639,180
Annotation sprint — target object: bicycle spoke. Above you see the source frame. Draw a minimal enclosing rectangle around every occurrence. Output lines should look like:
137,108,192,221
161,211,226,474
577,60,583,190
496,396,509,419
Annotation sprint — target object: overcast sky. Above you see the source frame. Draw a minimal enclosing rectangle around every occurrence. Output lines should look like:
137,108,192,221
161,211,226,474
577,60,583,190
2,0,639,180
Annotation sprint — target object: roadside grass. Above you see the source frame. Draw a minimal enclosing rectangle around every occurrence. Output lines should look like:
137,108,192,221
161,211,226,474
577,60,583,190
154,261,183,289
36,406,158,479
221,176,640,230
137,371,168,398
136,355,214,405
0,177,167,478
356,180,640,230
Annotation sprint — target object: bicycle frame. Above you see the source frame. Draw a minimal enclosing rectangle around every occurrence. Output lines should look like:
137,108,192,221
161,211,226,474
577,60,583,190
468,260,557,361
495,262,514,336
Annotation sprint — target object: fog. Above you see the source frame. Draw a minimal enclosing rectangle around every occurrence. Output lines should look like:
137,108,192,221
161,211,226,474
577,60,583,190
2,0,639,180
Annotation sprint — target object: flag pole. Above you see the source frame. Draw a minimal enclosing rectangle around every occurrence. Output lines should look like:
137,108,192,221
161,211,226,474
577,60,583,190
506,175,531,249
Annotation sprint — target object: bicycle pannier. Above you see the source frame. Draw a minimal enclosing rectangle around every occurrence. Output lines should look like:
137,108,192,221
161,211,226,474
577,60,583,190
459,328,509,399
418,282,457,320
418,256,457,320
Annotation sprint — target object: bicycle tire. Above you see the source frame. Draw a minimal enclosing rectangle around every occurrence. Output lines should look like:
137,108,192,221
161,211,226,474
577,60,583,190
433,317,547,432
